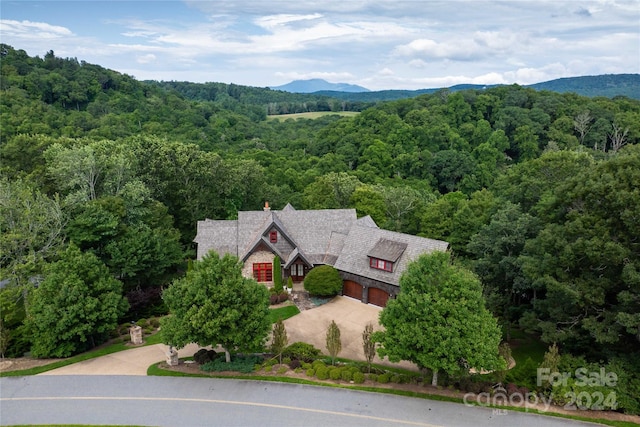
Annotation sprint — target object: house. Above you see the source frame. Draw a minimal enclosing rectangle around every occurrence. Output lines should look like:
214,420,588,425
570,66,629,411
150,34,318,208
194,203,449,307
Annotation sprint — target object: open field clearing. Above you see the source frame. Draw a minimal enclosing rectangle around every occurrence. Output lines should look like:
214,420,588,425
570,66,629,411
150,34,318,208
267,111,360,121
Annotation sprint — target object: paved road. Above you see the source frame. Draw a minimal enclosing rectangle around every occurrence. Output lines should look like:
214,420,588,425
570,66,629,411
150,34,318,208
1,376,599,427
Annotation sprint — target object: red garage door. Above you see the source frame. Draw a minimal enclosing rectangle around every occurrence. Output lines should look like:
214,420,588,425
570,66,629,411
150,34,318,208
368,287,390,307
342,280,363,301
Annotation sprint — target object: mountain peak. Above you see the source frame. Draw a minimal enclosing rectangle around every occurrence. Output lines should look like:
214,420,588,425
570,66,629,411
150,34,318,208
270,79,369,93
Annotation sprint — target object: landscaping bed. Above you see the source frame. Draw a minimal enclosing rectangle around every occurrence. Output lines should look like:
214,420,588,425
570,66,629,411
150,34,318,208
152,351,640,427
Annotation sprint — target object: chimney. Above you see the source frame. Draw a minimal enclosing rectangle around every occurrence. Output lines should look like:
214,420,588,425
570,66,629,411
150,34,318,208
263,201,270,211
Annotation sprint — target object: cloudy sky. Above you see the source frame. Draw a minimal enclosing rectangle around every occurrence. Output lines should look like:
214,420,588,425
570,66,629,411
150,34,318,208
1,1,639,90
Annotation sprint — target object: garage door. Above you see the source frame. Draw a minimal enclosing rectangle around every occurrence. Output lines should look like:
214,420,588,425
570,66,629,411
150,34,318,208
342,280,363,301
368,287,389,307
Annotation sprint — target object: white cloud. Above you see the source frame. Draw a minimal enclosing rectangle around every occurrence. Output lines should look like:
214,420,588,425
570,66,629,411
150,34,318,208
136,54,156,64
275,71,355,82
0,19,73,39
394,38,483,61
254,13,323,29
1,1,637,90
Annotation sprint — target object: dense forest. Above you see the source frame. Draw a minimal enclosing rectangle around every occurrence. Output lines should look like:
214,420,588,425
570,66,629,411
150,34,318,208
1,45,639,412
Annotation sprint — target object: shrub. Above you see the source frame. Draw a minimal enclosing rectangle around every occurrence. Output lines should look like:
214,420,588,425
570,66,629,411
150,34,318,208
269,294,279,305
303,265,342,296
283,342,321,362
377,373,390,384
149,317,160,328
194,348,219,365
264,365,272,372
353,372,365,384
117,324,130,336
287,277,293,289
277,366,288,375
289,359,301,370
367,374,378,382
316,366,329,380
306,368,315,377
341,369,353,382
277,293,288,303
136,318,148,328
312,360,326,370
282,357,292,365
200,354,261,374
273,256,283,293
329,367,342,380
265,358,277,367
301,362,312,370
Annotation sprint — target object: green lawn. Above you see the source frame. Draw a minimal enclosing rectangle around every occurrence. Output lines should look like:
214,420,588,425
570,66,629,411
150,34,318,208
268,305,300,323
266,111,359,121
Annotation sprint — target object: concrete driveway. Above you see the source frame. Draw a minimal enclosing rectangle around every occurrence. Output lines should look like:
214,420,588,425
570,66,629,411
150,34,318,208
39,343,201,376
39,296,414,376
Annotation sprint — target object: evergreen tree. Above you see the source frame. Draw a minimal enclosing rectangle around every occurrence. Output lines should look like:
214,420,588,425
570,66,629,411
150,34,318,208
326,320,342,365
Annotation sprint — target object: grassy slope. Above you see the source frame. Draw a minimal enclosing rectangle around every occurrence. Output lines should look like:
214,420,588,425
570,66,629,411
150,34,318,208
266,111,360,121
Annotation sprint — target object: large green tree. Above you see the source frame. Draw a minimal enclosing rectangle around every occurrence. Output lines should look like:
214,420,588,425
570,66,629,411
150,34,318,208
27,244,129,358
375,251,504,385
467,202,541,337
161,252,271,362
0,178,65,284
520,145,640,354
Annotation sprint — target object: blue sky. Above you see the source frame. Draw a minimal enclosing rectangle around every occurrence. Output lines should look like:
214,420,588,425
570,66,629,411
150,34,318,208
1,1,639,90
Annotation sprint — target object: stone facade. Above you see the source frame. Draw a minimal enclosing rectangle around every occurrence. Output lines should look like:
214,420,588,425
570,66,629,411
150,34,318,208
195,205,449,307
242,250,275,285
129,325,143,345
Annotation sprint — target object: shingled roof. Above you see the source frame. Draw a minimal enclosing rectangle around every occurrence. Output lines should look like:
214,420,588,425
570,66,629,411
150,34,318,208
194,205,449,286
333,224,449,286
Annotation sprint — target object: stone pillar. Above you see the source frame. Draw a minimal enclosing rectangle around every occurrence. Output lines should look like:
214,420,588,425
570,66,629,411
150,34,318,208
129,325,143,345
166,346,179,366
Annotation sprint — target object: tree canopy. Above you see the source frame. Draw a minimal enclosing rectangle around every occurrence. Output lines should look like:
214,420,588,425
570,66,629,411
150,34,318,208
375,251,504,385
161,252,271,362
1,45,640,396
27,244,129,358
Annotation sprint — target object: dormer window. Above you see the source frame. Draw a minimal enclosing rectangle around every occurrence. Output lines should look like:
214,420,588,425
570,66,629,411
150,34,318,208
367,238,407,274
370,257,393,272
269,231,278,243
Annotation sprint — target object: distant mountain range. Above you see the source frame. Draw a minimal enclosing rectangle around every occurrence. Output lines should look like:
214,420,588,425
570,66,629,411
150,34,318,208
271,74,640,100
270,79,370,93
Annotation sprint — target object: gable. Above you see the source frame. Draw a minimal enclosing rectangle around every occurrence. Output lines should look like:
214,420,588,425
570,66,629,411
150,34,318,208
195,205,449,287
333,225,449,286
367,238,408,263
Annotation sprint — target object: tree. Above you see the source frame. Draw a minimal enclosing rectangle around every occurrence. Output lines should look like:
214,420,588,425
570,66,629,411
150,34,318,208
375,251,504,386
362,322,376,373
326,320,342,365
161,252,271,362
608,122,629,153
467,202,540,337
520,145,640,353
0,178,65,285
538,343,561,390
303,265,343,296
303,172,361,209
271,319,288,364
573,111,592,145
27,244,129,358
273,256,283,293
